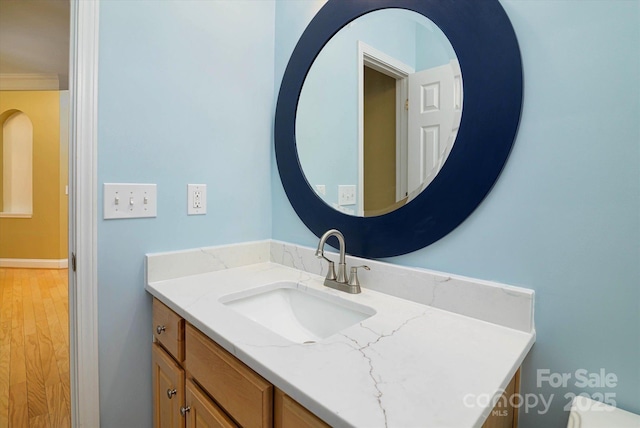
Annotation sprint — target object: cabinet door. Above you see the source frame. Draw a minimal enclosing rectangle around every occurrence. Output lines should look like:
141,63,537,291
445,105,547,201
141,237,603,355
153,343,186,428
185,324,273,428
185,379,238,428
274,389,329,428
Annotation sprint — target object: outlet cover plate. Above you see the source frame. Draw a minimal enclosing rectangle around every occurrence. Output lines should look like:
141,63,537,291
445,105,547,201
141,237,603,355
188,184,207,215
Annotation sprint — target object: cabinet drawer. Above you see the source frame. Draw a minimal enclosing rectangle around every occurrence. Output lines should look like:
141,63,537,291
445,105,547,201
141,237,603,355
185,324,273,428
153,298,185,362
274,389,329,428
185,378,238,428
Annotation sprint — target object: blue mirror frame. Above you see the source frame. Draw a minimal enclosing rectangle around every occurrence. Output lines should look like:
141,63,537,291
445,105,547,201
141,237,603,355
275,0,523,258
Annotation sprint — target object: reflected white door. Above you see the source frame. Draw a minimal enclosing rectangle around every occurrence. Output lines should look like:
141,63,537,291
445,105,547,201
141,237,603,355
407,60,462,198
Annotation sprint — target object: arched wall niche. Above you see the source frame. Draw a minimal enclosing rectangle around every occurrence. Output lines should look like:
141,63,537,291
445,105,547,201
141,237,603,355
0,109,33,216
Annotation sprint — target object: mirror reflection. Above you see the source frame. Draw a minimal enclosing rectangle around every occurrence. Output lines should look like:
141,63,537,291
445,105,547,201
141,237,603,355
296,9,462,217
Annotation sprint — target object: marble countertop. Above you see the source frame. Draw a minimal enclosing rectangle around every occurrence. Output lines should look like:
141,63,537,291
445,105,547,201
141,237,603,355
146,250,535,428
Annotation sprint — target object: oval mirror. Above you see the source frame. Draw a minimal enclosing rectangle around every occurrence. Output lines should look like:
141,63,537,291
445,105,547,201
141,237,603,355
275,0,523,258
297,9,462,217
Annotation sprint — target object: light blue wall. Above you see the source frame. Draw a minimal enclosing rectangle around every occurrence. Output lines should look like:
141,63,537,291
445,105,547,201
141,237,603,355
94,1,638,426
97,1,275,426
272,1,640,427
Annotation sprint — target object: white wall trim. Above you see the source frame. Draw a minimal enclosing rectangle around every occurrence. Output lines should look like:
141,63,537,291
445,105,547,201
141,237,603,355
0,258,68,269
69,0,100,426
0,73,60,90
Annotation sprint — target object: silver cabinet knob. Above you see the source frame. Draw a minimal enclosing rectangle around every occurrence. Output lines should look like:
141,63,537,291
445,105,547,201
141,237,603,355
156,325,166,335
167,388,177,399
180,406,191,416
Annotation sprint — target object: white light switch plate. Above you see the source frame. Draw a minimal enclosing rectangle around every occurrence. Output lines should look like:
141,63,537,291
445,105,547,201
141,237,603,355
338,185,356,206
103,183,157,219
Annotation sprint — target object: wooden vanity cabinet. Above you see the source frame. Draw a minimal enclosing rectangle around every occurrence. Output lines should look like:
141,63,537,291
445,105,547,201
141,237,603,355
153,299,233,428
152,298,272,428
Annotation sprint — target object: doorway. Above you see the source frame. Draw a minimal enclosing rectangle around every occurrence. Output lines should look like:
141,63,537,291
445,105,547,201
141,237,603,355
1,0,100,426
0,0,71,426
358,41,413,216
363,66,397,216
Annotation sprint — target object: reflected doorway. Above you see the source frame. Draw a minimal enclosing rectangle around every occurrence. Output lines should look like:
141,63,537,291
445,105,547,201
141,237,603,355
363,66,399,216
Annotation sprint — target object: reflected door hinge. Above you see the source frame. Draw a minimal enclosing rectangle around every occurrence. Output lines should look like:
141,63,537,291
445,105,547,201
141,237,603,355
71,253,77,272
405,98,409,111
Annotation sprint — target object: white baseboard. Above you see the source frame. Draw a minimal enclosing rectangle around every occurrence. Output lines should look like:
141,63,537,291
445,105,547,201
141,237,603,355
0,258,69,269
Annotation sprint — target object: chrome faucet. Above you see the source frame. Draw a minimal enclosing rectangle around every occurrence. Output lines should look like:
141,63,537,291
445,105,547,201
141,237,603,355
315,229,368,294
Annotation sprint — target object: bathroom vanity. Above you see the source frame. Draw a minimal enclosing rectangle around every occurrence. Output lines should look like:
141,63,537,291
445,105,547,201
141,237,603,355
152,297,330,428
146,241,535,427
149,0,532,424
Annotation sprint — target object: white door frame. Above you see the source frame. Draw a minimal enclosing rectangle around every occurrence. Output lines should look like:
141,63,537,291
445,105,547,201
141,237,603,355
357,41,414,215
69,0,100,426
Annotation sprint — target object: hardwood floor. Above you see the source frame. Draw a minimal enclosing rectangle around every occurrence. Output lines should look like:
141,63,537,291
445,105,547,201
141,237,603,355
0,268,71,428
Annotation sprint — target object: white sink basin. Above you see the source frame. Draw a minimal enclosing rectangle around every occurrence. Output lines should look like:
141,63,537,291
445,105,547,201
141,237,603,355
220,281,376,343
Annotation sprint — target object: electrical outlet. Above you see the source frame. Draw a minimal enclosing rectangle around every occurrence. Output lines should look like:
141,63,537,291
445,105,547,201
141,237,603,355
193,190,202,208
188,184,207,215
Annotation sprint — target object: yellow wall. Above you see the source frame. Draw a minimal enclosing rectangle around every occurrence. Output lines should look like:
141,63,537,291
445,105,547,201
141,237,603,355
0,111,4,212
0,91,67,260
59,91,69,259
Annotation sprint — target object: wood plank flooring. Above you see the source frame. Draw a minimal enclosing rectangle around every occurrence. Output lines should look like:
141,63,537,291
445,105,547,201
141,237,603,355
0,268,71,428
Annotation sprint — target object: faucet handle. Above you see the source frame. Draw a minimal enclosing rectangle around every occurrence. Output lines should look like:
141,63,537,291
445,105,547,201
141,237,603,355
325,260,337,281
348,265,370,287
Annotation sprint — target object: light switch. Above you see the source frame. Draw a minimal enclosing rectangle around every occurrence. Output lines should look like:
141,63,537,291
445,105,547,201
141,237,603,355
103,183,157,219
338,185,356,206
